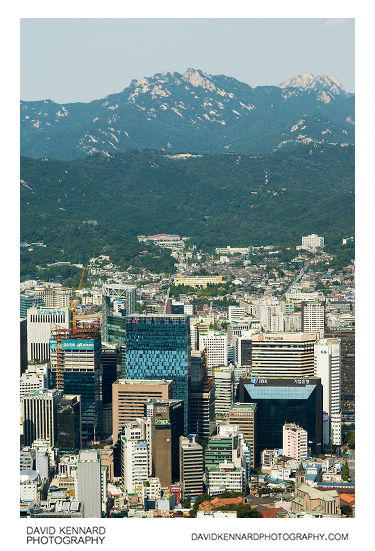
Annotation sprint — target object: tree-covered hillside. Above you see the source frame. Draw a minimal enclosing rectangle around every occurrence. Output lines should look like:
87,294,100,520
20,144,354,273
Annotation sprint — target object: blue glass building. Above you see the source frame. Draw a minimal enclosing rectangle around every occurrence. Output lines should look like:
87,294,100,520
239,377,323,464
125,314,190,433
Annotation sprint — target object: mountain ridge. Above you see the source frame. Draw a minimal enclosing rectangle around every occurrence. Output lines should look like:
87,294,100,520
21,69,354,160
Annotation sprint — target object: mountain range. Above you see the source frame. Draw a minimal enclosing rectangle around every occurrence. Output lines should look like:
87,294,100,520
21,69,354,160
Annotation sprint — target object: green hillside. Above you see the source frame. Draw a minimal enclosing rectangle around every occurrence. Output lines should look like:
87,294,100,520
20,144,354,275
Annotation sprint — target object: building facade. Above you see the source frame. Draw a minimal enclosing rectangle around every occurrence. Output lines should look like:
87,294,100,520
125,314,190,433
112,379,172,441
179,436,204,499
76,450,102,518
27,307,70,362
314,338,342,446
282,423,308,460
250,332,318,378
239,377,323,462
49,332,102,442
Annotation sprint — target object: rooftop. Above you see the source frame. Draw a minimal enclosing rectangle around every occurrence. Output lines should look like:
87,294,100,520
115,379,173,386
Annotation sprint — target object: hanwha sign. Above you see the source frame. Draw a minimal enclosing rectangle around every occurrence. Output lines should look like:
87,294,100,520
257,334,265,341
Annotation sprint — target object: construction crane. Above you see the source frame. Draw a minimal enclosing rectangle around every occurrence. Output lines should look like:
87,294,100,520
55,267,86,391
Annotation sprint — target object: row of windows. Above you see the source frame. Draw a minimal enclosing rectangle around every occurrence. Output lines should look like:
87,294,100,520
29,314,66,323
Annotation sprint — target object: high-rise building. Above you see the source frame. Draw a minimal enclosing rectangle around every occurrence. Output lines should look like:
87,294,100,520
314,338,342,446
188,350,216,438
239,377,323,462
27,307,71,362
33,286,72,309
213,366,234,419
257,298,283,332
101,284,136,342
236,336,252,367
250,333,318,378
20,293,45,319
179,436,204,499
228,306,247,323
282,423,308,460
120,423,150,493
325,330,354,415
112,379,172,441
22,389,62,446
76,450,102,518
145,399,184,487
101,343,120,405
188,378,216,439
125,314,190,433
227,403,257,469
302,301,325,336
55,395,82,451
199,332,228,373
49,328,102,442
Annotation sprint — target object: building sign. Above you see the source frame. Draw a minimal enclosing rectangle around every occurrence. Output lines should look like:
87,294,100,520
49,339,95,350
36,310,67,316
247,378,312,387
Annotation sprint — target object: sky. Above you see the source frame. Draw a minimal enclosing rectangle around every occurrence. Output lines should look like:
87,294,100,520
20,18,355,103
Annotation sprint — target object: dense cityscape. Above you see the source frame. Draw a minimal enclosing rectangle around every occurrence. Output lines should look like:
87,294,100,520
19,232,355,519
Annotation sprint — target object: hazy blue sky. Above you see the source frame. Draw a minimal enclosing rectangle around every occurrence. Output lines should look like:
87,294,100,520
21,18,355,103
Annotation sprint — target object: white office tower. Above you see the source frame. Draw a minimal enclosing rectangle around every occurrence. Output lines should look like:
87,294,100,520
251,332,317,377
213,366,234,418
76,450,102,518
228,306,246,323
270,313,284,332
121,422,150,493
199,332,228,373
22,389,62,447
257,298,283,332
314,338,342,446
302,301,325,336
121,419,153,478
27,307,70,362
301,234,324,251
282,423,308,461
283,313,302,332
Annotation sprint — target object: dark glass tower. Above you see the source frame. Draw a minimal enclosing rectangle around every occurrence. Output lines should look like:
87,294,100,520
55,395,82,451
125,314,190,433
49,334,102,442
239,376,323,464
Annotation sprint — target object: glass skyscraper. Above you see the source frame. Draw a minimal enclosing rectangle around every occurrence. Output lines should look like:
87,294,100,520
239,376,323,463
125,314,190,433
49,335,102,442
